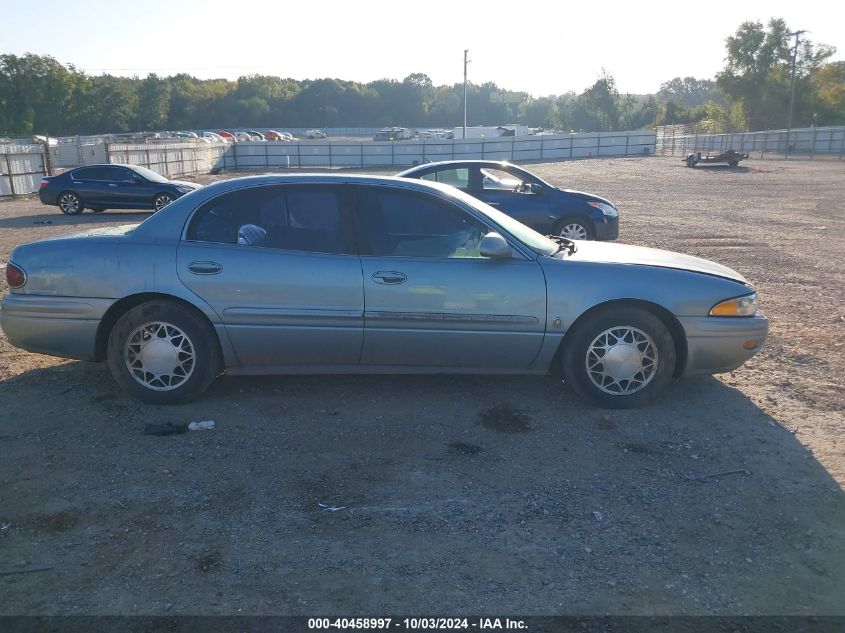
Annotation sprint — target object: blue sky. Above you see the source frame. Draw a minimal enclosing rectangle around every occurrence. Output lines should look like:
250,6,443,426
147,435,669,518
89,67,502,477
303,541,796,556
2,0,843,95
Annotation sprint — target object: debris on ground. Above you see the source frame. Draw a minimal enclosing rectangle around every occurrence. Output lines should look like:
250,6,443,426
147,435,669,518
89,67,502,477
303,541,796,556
188,420,215,431
317,502,348,512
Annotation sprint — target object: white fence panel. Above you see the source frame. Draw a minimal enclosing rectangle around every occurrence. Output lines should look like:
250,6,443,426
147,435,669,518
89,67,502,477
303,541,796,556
0,144,46,197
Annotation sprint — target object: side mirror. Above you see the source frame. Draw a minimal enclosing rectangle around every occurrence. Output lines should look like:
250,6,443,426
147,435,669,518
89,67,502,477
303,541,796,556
526,182,544,194
480,232,512,259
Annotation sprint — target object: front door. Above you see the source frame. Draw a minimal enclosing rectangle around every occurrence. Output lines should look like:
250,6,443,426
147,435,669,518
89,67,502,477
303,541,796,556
354,185,547,369
474,165,551,231
177,183,363,368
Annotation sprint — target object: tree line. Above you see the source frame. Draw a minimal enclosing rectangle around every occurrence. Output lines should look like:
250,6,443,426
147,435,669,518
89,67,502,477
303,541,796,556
1,18,843,138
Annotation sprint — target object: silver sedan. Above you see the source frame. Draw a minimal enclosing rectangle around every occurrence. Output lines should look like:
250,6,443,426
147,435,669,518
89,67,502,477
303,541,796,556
0,174,768,408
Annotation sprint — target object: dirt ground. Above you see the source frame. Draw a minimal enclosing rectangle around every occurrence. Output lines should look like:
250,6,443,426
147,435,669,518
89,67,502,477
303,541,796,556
0,157,843,616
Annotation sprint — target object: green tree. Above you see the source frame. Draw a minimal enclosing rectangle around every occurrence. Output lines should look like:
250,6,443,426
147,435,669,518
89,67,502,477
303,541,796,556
717,18,835,129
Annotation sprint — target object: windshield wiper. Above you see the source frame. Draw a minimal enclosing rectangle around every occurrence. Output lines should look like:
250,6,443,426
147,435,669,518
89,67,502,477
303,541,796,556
546,235,577,256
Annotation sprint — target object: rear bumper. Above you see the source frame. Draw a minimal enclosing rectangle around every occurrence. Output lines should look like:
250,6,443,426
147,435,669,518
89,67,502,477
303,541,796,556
678,313,768,375
38,188,56,205
0,294,113,361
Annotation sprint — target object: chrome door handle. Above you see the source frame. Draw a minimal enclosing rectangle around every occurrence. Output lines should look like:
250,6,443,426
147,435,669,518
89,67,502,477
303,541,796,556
108,183,118,187
188,261,223,275
487,201,500,206
372,271,407,285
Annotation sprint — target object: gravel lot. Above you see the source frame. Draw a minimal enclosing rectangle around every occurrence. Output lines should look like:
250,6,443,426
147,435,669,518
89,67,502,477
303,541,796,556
0,157,843,616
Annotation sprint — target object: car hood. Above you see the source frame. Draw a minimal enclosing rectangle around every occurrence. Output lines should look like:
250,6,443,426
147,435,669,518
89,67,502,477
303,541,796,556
170,180,202,190
558,188,614,206
566,240,748,283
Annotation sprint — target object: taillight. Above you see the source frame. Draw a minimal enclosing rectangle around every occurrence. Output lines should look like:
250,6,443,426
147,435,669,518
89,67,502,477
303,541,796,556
5,262,26,288
40,179,49,188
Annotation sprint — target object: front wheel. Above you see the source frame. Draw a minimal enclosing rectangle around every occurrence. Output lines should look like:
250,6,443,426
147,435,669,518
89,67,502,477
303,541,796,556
107,300,221,404
562,306,676,408
555,216,594,241
153,193,174,211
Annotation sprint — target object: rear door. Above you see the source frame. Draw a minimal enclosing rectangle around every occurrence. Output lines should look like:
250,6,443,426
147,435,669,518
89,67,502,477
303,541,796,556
70,166,112,205
177,184,364,368
354,185,547,369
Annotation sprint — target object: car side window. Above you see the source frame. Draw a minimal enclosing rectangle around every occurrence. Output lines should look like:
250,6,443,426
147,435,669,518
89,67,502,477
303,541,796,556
356,187,487,258
186,185,353,255
73,166,110,180
481,168,533,194
420,168,469,192
107,167,134,182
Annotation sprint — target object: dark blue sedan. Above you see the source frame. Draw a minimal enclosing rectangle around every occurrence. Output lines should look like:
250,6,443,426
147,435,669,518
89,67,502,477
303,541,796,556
398,160,619,240
39,164,201,215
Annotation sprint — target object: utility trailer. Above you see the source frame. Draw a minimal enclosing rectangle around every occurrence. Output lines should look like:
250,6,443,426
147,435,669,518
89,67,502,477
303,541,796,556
684,149,749,168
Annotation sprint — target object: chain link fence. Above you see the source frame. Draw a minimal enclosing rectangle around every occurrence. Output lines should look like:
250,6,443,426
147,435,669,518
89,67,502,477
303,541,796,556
655,125,845,159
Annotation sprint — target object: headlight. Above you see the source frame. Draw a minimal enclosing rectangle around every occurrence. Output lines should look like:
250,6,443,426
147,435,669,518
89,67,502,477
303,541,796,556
709,293,757,317
587,200,618,218
175,186,194,193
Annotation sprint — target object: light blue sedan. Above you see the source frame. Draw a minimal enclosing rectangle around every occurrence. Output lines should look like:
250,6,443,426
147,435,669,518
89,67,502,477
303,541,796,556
0,175,768,408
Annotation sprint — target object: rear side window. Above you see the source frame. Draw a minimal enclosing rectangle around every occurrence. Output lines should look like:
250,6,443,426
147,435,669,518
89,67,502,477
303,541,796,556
420,168,469,192
356,187,487,258
186,185,353,255
73,166,111,180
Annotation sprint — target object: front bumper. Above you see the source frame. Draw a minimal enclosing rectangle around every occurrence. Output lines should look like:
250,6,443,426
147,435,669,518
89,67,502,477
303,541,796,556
593,215,619,241
678,313,769,376
0,294,113,361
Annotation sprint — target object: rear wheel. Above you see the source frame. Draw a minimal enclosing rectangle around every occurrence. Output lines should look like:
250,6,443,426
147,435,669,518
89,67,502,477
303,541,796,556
58,191,83,215
562,306,676,408
555,216,594,240
107,300,221,404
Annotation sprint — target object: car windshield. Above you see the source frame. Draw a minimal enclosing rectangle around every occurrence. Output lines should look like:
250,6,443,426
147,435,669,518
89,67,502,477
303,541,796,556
447,187,557,256
130,166,169,183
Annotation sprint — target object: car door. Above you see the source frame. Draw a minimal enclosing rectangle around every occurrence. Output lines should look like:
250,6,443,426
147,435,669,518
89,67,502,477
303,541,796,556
474,166,552,230
70,166,112,206
177,183,364,368
98,166,149,208
354,184,547,369
104,166,157,208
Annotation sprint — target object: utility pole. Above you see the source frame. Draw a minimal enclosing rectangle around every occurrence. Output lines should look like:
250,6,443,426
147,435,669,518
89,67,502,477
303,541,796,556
785,30,806,159
463,49,470,140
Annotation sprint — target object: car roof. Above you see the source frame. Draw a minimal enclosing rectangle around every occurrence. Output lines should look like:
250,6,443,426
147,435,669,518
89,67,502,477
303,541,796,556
398,159,517,174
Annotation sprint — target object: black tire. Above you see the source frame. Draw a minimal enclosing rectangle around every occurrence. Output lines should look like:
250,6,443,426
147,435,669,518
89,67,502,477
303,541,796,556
562,306,676,408
152,193,175,212
728,159,739,168
107,300,221,404
554,216,595,241
58,191,83,215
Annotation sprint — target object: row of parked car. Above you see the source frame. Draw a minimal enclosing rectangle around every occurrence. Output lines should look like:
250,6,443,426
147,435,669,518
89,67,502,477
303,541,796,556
179,129,327,143
8,157,766,408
